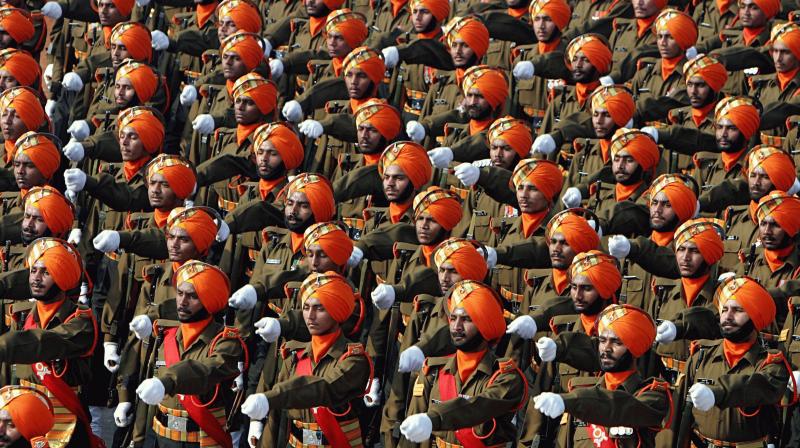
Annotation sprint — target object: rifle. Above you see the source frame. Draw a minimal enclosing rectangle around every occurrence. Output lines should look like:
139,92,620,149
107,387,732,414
744,242,757,276
676,347,706,447
107,254,137,407
121,322,166,448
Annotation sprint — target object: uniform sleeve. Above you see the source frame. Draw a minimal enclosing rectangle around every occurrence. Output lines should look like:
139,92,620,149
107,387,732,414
0,312,96,363
560,385,668,427
82,130,122,163
173,27,218,58
333,165,383,202
83,174,151,212
708,356,789,409
196,153,257,187
476,167,516,207
553,332,601,372
672,307,721,341
354,223,417,260
158,335,243,396
495,238,549,268
698,179,749,213
225,199,284,235
658,125,717,156
624,236,680,279
393,265,440,305
118,228,168,260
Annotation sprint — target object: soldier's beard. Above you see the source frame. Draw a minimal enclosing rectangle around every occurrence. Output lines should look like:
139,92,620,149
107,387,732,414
721,320,756,342
452,333,486,352
575,297,606,316
650,213,679,232
391,183,415,204
600,350,634,373
258,162,286,181
285,214,316,234
179,307,210,323
32,286,63,303
22,228,52,245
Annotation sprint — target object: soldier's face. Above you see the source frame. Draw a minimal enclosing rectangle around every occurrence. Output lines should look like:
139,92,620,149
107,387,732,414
532,14,558,43
598,328,630,371
357,122,385,154
720,298,752,337
304,0,329,18
449,38,477,69
255,141,285,179
612,150,641,184
0,27,15,50
549,232,577,270
97,0,128,26
411,6,437,34
748,166,774,203
516,182,549,214
0,107,29,142
0,70,18,91
449,307,480,347
222,52,249,81
675,241,708,278
303,297,338,335
114,77,137,107
656,30,681,59
326,31,352,59
345,68,374,100
285,191,315,231
234,96,264,125
591,108,617,139
489,139,520,170
686,76,714,109
166,227,201,263
217,16,239,41
649,191,679,232
438,262,464,295
415,212,447,245
759,215,792,250
632,0,660,19
13,153,47,190
0,410,21,447
176,282,207,322
464,88,492,121
382,164,413,203
570,52,598,83
771,40,799,74
306,244,342,273
738,0,767,28
110,41,132,68
29,260,57,300
715,119,745,153
22,205,51,244
148,173,182,210
570,274,601,313
118,126,148,161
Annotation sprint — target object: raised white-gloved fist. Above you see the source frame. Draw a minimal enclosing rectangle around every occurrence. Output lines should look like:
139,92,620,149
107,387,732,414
192,114,215,134
655,320,677,344
248,421,264,448
151,30,169,51
536,337,557,362
282,100,303,122
67,228,82,245
485,246,497,269
718,271,735,283
40,2,62,19
64,168,87,192
229,284,257,310
216,220,230,242
454,163,480,187
241,394,270,420
513,61,535,80
406,121,426,143
66,190,78,203
599,75,615,86
398,346,425,372
180,85,198,106
269,59,284,80
507,315,537,339
63,139,85,162
298,119,324,139
382,46,400,69
641,126,659,143
347,246,364,267
533,392,565,418
45,99,56,118
254,317,281,343
472,158,492,167
685,46,698,60
44,64,54,91
561,187,582,208
113,402,134,427
428,147,454,169
689,383,715,411
608,235,631,259
790,371,800,391
93,230,120,253
400,413,433,443
261,39,273,57
371,284,396,310
363,378,381,407
129,314,153,340
232,361,245,392
136,378,166,405
67,120,91,141
531,133,556,155
103,342,120,373
61,71,83,92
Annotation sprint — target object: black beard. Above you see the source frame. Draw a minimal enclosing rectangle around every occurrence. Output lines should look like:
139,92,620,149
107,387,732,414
285,214,316,234
423,228,450,247
179,306,210,323
576,297,607,316
721,319,756,342
258,162,287,181
22,228,52,245
650,214,680,232
600,350,635,373
32,285,63,302
7,437,28,448
684,262,710,279
617,165,644,186
419,18,439,34
718,134,747,153
391,182,416,204
359,137,387,155
452,332,486,352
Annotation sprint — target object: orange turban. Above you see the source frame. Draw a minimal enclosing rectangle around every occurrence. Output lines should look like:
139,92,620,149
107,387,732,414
109,0,135,16
566,34,612,75
548,212,600,254
232,73,278,115
748,146,796,192
300,271,355,323
325,9,368,49
355,99,402,140
323,0,346,10
379,141,432,189
510,159,563,201
674,218,724,265
410,0,450,22
753,0,781,19
590,85,635,127
683,55,728,92
221,32,264,72
303,222,354,266
287,173,336,222
116,61,158,103
654,9,697,50
25,238,82,291
461,65,508,109
529,0,571,31
649,174,698,223
773,22,800,60
447,280,505,341
118,106,164,154
146,154,196,200
0,387,54,442
570,251,622,300
217,0,262,34
167,207,218,256
715,276,775,331
110,22,152,62
597,304,655,357
610,128,660,172
487,116,532,158
0,49,39,87
0,87,45,132
174,261,230,314
434,238,488,281
0,8,33,44
14,132,60,179
445,16,490,59
343,47,385,86
23,186,74,237
413,187,463,231
253,122,303,170
756,191,800,237
715,96,760,141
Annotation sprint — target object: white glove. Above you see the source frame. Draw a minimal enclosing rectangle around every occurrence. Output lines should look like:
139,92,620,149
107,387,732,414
641,126,659,143
608,235,631,259
485,246,497,270
718,271,736,283
689,383,715,411
63,139,85,162
507,315,537,339
454,163,480,187
513,60,535,80
261,39,272,57
599,75,615,86
406,121,426,143
269,59,284,80
347,246,364,268
400,413,433,443
472,158,492,167
44,99,56,118
151,30,169,51
790,371,800,391
113,402,133,427
254,317,281,343
180,85,198,106
61,72,83,92
428,147,453,169
282,100,303,122
655,320,677,344
398,346,425,372
192,114,215,134
64,168,87,192
789,178,800,196
229,284,257,310
743,67,759,76
382,46,400,69
66,190,78,203
136,378,165,405
298,119,324,139
363,378,381,407
103,342,120,373
93,230,120,253
216,220,230,242
685,46,698,60
531,133,557,155
371,284,396,310
67,228,82,245
560,187,581,208
241,394,270,420
248,421,264,448
536,337,557,362
40,2,62,19
129,314,153,340
68,120,91,141
533,392,565,418
232,361,245,392
44,64,53,92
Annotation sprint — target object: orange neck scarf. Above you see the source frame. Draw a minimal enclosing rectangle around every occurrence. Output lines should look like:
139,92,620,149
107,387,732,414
575,81,600,107
692,102,716,128
605,369,636,391
469,116,493,135
456,68,467,88
661,55,683,80
259,176,285,201
721,148,746,172
102,26,112,48
124,156,151,182
521,209,549,238
650,230,674,247
364,153,382,165
421,244,436,266
456,349,487,383
237,122,260,146
196,2,217,28
391,0,408,16
538,38,561,54
615,181,642,202
291,232,304,254
778,67,800,92
309,16,327,37
36,298,65,329
389,200,413,224
748,200,758,224
311,329,342,363
552,268,569,295
154,208,170,228
226,79,236,97
507,6,527,17
417,28,441,39
580,313,598,335
723,336,755,368
171,261,183,274
599,139,611,163
717,0,733,13
181,316,212,350
636,15,657,38
332,57,344,77
681,273,709,306
765,244,794,273
743,26,764,46
3,140,14,164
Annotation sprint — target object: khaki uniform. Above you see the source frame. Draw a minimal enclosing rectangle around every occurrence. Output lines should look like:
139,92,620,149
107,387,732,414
664,105,717,172
629,57,689,123
607,18,658,83
750,70,800,147
691,3,737,43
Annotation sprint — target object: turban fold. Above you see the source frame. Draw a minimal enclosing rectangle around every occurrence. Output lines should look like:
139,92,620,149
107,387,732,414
683,55,728,92
0,386,54,442
649,174,698,223
355,98,401,140
221,32,264,72
118,106,164,154
0,8,33,44
303,222,354,266
510,159,563,201
597,304,655,357
110,22,152,62
529,0,571,30
715,276,775,331
116,61,158,103
0,49,39,87
566,34,612,75
674,218,724,265
287,173,336,222
433,238,488,281
461,65,508,109
0,87,45,131
217,0,262,34
323,0,346,10
343,46,385,86
108,0,135,16
570,250,621,300
753,0,781,19
445,16,490,59
610,128,660,171
14,131,60,179
756,191,800,237
146,154,196,200
773,22,800,61
715,96,760,141
253,123,303,170
447,280,505,341
167,207,219,256
300,271,355,323
325,9,368,49
174,261,230,314
547,212,600,254
23,186,74,236
410,0,450,22
590,85,635,127
748,145,796,192
232,73,278,115
488,116,532,158
379,141,432,189
654,9,698,50
25,238,82,291
413,186,463,231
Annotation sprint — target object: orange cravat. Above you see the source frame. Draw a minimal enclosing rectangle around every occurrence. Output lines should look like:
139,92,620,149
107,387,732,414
538,38,561,54
717,0,733,13
636,15,657,38
154,209,170,228
723,337,754,368
521,210,548,238
196,1,218,28
691,102,716,128
332,57,344,77
765,245,794,273
579,313,598,335
417,28,441,39
259,176,285,201
661,55,683,80
469,117,493,135
778,67,800,92
681,274,709,306
180,316,212,350
575,81,600,107
4,140,14,163
236,122,260,146
350,97,371,113
721,148,745,172
552,268,569,295
311,329,341,363
650,230,674,247
123,157,150,182
291,232,304,254
102,26,112,48
456,349,487,383
507,6,527,17
363,153,382,165
421,245,435,266
389,200,412,224
391,0,408,16
615,181,642,202
599,139,611,163
748,200,758,224
742,26,764,46
604,369,636,390
309,16,327,37
36,299,66,329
